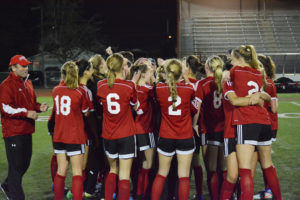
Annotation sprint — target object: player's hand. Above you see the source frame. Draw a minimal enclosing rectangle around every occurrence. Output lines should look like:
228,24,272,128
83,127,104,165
258,98,264,108
249,92,260,105
193,125,200,137
27,110,38,120
40,103,49,112
106,46,113,55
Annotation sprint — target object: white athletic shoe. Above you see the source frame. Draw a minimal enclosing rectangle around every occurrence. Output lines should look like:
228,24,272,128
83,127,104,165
253,188,273,200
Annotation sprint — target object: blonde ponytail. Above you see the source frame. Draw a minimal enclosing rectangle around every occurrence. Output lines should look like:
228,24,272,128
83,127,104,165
206,56,224,94
89,54,106,79
168,71,178,110
165,59,182,110
215,66,223,94
61,61,78,89
246,45,260,70
106,53,124,89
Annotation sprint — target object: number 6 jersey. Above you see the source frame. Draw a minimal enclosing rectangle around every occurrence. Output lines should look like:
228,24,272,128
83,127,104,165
97,79,137,140
155,82,195,139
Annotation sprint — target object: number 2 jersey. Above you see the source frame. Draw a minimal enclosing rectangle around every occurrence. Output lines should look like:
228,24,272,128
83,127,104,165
52,82,89,144
97,79,137,140
230,66,270,125
155,82,195,139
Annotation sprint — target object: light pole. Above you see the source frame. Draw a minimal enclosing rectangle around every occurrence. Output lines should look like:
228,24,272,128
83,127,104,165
31,6,45,87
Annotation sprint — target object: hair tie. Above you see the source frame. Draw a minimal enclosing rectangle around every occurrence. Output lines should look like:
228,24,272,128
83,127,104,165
138,58,148,65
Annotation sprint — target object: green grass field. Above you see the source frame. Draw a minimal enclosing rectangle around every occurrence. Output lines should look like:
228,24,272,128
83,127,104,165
0,93,300,199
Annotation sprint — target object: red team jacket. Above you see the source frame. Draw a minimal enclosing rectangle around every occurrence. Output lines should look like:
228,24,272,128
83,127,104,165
196,76,225,134
0,72,41,138
230,66,270,125
156,82,195,139
264,77,278,130
52,82,89,144
135,84,154,134
97,79,137,140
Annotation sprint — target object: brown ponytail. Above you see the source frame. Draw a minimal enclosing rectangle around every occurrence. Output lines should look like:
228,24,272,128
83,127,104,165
106,53,124,89
61,61,79,89
186,55,201,75
258,54,276,80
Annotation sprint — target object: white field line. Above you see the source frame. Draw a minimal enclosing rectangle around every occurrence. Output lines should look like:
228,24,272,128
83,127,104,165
291,102,300,107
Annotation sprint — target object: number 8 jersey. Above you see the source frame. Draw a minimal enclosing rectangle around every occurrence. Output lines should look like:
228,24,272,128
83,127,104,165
196,76,224,134
156,82,195,139
97,79,137,139
52,82,89,144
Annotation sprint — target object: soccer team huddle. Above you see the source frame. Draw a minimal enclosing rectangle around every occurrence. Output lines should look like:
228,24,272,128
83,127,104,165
49,45,281,200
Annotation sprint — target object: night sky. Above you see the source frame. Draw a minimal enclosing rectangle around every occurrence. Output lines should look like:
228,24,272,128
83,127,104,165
0,0,177,71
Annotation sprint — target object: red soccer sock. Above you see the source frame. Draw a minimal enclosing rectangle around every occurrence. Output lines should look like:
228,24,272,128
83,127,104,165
239,168,254,200
118,179,131,200
137,169,145,196
179,177,190,200
193,166,203,196
143,169,150,195
262,168,270,190
220,179,235,200
208,171,219,200
54,174,65,200
82,170,86,182
105,173,117,200
72,176,83,200
51,154,58,183
222,171,227,183
263,166,282,200
151,174,166,200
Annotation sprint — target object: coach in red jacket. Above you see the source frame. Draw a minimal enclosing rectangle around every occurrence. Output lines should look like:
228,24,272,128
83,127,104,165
0,55,48,200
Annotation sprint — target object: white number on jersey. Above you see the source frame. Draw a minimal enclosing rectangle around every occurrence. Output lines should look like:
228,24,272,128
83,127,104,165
247,81,259,95
213,90,222,109
107,93,120,114
168,96,182,116
55,95,71,116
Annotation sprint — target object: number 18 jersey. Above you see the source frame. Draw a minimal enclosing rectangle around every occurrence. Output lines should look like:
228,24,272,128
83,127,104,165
156,82,195,139
97,79,137,140
52,82,89,144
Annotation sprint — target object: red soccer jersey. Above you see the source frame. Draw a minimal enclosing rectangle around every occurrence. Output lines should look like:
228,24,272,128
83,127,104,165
52,83,89,144
195,78,206,134
156,82,195,139
135,84,154,134
180,78,199,116
79,84,94,111
97,79,137,139
230,66,270,125
222,81,236,138
264,78,278,130
200,76,225,134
